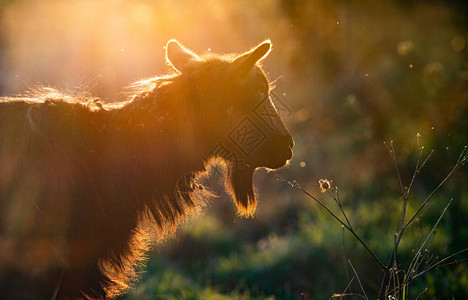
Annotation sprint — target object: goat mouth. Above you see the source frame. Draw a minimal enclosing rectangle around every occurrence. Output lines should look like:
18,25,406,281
273,145,293,161
255,146,293,170
276,151,293,168
283,146,293,161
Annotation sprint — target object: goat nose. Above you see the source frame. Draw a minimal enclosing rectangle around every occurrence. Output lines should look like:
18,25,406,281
287,134,294,148
278,131,294,148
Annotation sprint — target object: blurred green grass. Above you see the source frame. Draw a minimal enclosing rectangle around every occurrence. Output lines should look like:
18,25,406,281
124,186,468,299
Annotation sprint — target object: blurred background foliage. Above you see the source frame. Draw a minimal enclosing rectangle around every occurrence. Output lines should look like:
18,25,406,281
0,0,467,299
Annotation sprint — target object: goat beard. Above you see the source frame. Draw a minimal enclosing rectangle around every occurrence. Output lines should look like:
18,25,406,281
225,164,257,217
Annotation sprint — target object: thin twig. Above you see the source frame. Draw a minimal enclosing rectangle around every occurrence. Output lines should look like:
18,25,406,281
404,147,467,231
384,141,405,197
331,277,355,300
341,225,350,284
276,174,385,270
380,141,409,299
437,257,468,267
341,277,354,297
383,248,468,297
348,260,368,300
330,292,366,299
407,148,433,196
333,188,353,231
402,200,452,291
415,287,428,300
326,188,353,231
380,146,466,299
392,260,400,299
410,248,468,281
409,198,452,272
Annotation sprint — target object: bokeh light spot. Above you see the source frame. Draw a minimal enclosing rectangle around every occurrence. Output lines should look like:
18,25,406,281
451,36,466,52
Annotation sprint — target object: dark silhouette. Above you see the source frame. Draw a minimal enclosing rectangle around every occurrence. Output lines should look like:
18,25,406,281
0,40,293,299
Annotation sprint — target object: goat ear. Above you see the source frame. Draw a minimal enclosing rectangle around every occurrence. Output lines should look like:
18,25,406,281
232,40,272,77
166,40,199,72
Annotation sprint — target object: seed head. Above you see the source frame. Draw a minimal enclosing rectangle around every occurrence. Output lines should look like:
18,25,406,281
319,179,331,193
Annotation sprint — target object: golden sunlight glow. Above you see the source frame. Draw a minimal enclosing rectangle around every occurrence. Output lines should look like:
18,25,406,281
1,0,292,101
1,1,467,299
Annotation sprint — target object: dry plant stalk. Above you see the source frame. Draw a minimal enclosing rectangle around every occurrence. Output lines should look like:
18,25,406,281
278,136,468,299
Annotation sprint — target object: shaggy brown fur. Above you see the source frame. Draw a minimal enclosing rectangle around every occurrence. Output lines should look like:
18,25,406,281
0,40,293,299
